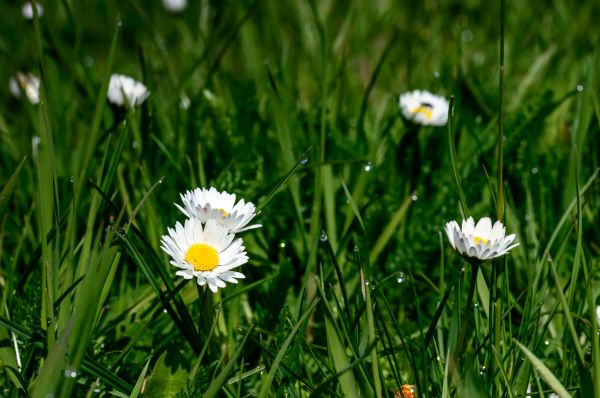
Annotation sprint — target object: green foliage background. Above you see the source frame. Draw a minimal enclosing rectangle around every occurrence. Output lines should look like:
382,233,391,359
0,0,599,396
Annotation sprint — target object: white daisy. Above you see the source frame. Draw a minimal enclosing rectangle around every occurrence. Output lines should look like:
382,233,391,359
176,187,261,233
10,73,40,104
444,217,519,264
107,74,150,107
399,90,449,126
162,0,187,13
22,2,43,20
160,218,248,292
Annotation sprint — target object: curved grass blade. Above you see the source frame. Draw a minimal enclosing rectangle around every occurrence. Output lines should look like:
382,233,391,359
513,339,571,398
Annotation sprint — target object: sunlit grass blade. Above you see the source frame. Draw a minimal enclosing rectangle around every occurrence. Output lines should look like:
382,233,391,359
514,339,572,398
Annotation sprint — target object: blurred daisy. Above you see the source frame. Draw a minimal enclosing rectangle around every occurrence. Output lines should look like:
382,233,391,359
176,187,261,233
22,2,43,20
107,74,150,107
399,90,448,126
9,73,40,104
161,218,248,292
162,0,187,13
444,217,519,264
396,385,416,398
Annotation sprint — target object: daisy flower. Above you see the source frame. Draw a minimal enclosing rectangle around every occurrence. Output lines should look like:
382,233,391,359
22,2,43,20
160,218,248,292
444,217,519,264
107,74,150,107
10,73,40,104
399,90,449,126
162,0,187,12
176,187,261,233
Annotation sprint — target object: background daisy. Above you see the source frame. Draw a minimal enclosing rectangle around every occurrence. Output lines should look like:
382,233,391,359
176,187,261,233
399,90,449,126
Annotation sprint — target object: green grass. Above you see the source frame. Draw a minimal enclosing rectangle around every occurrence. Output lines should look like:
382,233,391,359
1,0,600,397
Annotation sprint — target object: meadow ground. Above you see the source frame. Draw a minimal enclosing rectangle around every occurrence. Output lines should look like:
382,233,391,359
1,1,600,397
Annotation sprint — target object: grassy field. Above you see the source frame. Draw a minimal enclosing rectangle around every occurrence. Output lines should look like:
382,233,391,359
1,0,600,397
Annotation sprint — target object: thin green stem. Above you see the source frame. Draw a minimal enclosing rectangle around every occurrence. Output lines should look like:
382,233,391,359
457,263,479,362
496,0,505,221
447,96,469,218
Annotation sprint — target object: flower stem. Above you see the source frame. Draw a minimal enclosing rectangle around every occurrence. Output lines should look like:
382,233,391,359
457,263,479,362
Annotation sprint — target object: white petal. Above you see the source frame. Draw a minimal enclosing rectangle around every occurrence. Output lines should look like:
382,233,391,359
474,217,492,239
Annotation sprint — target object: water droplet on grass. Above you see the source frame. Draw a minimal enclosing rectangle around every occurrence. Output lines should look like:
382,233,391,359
300,158,308,165
396,272,407,284
64,367,78,378
364,162,373,172
83,56,94,68
411,194,418,201
531,167,539,174
319,231,327,242
577,84,584,92
461,29,473,42
279,241,286,248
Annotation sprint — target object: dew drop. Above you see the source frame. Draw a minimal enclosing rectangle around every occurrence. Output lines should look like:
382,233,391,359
473,302,479,308
132,140,139,148
158,176,165,184
116,20,123,27
353,245,359,252
64,367,78,378
433,71,440,79
364,162,373,172
279,241,286,248
411,194,418,201
544,340,549,346
300,158,308,165
163,309,167,313
319,230,328,242
531,167,539,174
461,29,473,42
396,272,407,284
83,56,94,68
69,176,74,183
577,84,584,92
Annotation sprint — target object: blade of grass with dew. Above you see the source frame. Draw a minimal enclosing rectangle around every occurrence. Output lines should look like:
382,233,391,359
514,339,572,398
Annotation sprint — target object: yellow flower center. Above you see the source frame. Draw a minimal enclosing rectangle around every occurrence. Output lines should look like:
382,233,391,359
410,104,433,120
474,236,490,246
185,243,220,271
216,208,229,217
